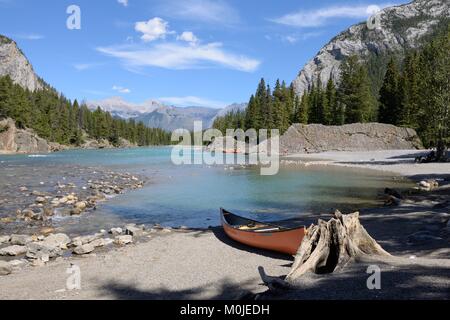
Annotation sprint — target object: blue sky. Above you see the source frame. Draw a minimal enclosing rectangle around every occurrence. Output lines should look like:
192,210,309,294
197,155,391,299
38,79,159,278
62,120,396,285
0,0,404,108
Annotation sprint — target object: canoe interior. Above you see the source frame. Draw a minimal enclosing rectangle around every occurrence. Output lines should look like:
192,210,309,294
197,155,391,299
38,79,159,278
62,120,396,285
220,208,307,255
221,208,300,232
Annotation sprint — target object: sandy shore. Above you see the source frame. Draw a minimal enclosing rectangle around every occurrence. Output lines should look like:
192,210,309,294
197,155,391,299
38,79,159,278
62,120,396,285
0,149,449,300
285,149,450,178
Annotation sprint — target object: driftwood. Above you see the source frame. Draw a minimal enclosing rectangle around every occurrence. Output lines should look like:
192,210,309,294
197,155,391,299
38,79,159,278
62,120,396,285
285,211,390,282
257,211,390,291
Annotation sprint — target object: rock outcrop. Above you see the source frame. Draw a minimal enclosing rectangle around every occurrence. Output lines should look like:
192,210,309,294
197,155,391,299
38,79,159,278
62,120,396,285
279,123,422,154
0,118,65,154
0,35,43,92
293,0,450,96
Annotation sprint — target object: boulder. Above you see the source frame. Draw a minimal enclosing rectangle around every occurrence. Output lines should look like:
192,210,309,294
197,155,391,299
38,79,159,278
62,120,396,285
90,238,113,248
0,245,27,256
114,235,133,245
70,233,103,247
73,243,95,255
35,196,46,203
10,234,33,245
26,242,62,260
74,201,87,210
276,123,423,155
109,227,123,236
43,233,71,249
125,225,145,237
0,261,12,276
0,235,10,244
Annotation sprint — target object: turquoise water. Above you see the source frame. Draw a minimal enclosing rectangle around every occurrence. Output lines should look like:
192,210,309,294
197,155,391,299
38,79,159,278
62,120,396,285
0,147,412,229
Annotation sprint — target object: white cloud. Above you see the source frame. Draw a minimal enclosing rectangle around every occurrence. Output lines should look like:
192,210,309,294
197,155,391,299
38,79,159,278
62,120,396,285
97,42,260,72
156,0,239,25
117,0,128,7
158,96,228,108
177,31,198,44
271,3,392,27
112,85,131,94
73,63,102,71
15,33,45,40
135,17,173,42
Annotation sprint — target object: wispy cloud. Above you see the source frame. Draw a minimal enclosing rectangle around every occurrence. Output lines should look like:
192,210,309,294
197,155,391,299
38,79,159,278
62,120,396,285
97,42,260,72
73,63,102,71
112,85,131,94
155,0,240,25
270,4,392,28
15,33,45,40
117,0,128,7
158,96,228,108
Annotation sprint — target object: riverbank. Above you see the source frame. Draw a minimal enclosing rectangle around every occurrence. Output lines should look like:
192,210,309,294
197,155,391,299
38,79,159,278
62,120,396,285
0,149,449,299
284,149,450,178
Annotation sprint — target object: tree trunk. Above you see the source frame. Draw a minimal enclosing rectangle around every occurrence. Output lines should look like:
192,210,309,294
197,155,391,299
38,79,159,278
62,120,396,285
285,211,390,283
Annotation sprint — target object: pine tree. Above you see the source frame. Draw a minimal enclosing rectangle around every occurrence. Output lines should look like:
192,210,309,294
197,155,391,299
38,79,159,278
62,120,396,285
339,55,376,124
295,92,309,124
378,58,401,125
325,78,337,125
399,52,420,129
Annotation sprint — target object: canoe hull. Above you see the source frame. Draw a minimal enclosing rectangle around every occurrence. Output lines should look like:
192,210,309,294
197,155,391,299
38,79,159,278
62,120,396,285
221,209,306,255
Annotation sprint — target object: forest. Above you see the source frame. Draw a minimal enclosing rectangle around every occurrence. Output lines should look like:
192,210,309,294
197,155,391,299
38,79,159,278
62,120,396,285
213,25,450,149
0,76,171,146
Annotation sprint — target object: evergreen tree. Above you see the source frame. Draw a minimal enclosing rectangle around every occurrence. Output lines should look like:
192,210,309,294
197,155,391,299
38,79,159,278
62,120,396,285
325,78,337,125
338,55,376,124
378,58,401,124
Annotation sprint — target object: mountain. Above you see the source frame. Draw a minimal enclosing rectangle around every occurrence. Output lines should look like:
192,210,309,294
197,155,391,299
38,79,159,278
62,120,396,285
135,106,220,132
87,97,165,119
89,98,247,132
0,35,43,92
293,0,450,96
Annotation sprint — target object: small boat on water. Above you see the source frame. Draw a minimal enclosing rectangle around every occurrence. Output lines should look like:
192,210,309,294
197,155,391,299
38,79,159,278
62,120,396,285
220,208,306,255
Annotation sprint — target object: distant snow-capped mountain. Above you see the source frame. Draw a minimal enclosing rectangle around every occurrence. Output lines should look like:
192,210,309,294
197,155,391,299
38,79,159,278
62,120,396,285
88,97,247,131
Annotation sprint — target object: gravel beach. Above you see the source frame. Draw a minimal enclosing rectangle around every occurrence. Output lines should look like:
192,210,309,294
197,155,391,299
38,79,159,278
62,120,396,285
0,150,449,300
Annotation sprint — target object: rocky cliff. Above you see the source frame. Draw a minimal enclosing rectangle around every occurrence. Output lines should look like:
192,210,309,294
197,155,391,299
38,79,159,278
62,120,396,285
293,0,450,96
0,35,43,92
0,118,65,154
279,123,423,154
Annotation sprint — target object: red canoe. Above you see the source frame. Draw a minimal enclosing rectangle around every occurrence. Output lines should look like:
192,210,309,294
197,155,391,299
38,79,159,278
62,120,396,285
220,208,306,255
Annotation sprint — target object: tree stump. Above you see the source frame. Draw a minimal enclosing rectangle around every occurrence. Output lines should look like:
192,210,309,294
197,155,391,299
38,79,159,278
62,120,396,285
285,211,390,283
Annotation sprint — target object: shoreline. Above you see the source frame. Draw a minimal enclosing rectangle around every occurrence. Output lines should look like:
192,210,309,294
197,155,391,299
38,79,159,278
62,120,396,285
0,149,449,299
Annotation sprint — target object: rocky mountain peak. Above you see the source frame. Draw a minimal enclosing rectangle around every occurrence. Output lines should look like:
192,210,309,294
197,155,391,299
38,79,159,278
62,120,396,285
0,35,43,92
292,0,450,96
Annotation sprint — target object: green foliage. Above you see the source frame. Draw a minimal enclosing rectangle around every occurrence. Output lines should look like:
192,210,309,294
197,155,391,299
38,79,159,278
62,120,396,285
214,78,299,135
0,75,171,146
378,57,402,124
338,55,377,123
378,25,450,148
